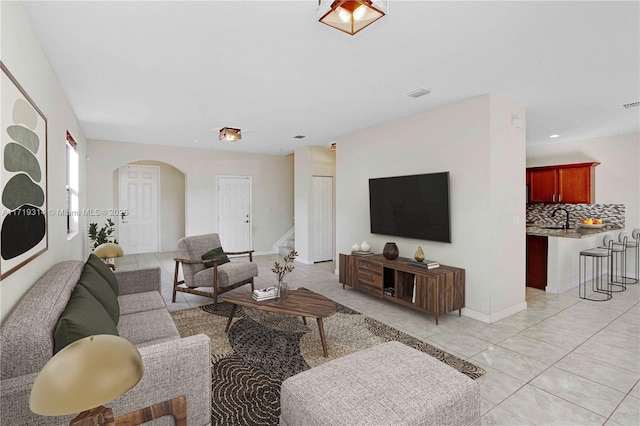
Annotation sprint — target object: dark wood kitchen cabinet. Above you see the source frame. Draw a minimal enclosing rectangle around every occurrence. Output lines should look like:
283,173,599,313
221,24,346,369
527,162,599,204
526,235,548,290
529,168,557,203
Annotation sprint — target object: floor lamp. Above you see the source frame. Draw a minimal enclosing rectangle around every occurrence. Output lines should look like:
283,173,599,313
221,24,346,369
30,334,187,425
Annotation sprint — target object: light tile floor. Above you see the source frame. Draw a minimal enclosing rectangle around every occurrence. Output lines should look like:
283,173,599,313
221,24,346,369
115,253,640,426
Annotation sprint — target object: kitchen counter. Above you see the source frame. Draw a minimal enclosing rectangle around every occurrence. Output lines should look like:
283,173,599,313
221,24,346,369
525,225,626,294
526,225,623,239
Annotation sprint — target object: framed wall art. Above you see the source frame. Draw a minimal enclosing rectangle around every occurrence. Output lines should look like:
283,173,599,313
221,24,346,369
0,61,48,279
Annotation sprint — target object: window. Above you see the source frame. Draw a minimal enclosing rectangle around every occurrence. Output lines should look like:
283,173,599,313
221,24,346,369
66,132,79,236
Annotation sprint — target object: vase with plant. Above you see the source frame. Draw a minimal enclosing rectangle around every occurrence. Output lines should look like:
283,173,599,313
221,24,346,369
88,218,118,250
272,249,297,302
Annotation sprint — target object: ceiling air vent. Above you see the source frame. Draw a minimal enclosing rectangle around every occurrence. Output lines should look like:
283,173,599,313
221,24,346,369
621,101,640,109
406,88,431,98
293,135,306,139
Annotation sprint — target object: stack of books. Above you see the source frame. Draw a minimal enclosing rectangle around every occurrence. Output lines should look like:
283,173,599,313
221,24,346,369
351,250,374,256
408,260,440,269
252,287,277,301
423,260,440,269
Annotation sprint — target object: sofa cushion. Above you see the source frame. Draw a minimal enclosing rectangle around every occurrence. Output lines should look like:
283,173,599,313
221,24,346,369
118,309,180,346
85,253,119,296
118,291,166,316
201,247,230,268
77,264,119,324
192,261,258,288
1,261,85,380
53,285,119,354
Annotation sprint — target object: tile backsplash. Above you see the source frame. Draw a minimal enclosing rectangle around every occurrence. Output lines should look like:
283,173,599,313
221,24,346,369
526,203,625,228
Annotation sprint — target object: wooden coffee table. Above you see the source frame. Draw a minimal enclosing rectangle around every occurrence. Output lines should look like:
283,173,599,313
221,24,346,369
223,290,337,357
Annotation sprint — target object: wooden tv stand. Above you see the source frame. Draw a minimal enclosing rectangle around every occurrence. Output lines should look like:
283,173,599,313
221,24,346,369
338,254,465,325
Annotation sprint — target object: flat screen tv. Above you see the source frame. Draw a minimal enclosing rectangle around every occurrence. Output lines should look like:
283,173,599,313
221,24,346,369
369,172,451,243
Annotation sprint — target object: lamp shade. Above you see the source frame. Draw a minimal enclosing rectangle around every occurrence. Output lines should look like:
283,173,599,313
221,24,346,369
30,335,144,416
93,242,124,259
319,0,387,35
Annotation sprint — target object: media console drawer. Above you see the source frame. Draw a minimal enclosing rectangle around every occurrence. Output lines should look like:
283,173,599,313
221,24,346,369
357,258,382,274
339,254,465,325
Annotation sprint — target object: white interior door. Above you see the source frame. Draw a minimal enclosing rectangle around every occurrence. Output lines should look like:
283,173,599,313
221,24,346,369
312,176,333,262
118,165,160,254
217,176,252,251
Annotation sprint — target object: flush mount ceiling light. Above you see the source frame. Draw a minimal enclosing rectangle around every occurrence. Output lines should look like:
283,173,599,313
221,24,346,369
318,0,387,35
219,127,241,142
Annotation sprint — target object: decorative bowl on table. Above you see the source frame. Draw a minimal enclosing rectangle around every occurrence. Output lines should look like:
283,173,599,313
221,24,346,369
578,223,605,229
578,218,604,228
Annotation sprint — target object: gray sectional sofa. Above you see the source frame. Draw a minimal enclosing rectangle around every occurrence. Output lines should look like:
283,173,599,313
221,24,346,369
0,260,211,425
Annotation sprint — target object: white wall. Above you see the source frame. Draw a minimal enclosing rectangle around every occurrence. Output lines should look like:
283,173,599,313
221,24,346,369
294,146,336,264
87,140,294,253
336,95,527,322
1,2,87,323
488,96,527,315
526,133,640,228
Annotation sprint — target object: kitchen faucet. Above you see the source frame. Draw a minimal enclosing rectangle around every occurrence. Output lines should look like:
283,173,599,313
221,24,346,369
551,207,570,230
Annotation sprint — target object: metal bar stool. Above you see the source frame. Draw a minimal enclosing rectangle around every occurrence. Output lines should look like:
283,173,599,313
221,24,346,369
579,237,613,301
602,234,627,292
616,229,639,285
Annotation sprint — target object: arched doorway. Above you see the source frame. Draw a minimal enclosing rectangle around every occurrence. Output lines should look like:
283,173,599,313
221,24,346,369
115,160,185,253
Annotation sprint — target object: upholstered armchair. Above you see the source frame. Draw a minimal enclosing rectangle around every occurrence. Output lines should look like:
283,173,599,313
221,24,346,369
173,233,258,307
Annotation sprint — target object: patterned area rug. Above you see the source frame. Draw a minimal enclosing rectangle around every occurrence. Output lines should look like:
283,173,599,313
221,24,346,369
171,290,485,426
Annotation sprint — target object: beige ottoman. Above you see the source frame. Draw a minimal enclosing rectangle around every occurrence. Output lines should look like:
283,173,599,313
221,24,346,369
280,341,480,426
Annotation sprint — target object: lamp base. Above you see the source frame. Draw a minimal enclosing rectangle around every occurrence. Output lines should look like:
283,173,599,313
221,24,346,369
69,396,187,426
70,406,114,426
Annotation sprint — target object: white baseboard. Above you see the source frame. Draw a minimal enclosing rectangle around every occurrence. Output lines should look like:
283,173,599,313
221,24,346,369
545,280,578,294
462,301,528,324
296,257,314,265
253,250,277,256
228,250,276,258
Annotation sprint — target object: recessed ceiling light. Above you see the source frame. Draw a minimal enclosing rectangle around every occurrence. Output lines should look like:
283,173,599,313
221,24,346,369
550,134,560,138
406,88,431,98
194,139,200,143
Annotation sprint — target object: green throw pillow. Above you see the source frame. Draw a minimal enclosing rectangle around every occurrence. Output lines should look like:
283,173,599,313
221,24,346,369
77,264,119,325
85,253,119,295
54,285,119,354
201,247,230,268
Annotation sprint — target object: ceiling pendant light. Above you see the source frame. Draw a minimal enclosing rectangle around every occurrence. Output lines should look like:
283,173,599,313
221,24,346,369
318,0,387,35
219,127,241,142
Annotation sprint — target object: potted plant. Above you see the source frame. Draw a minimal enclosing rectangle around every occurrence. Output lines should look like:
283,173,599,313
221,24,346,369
272,249,297,302
88,218,118,250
